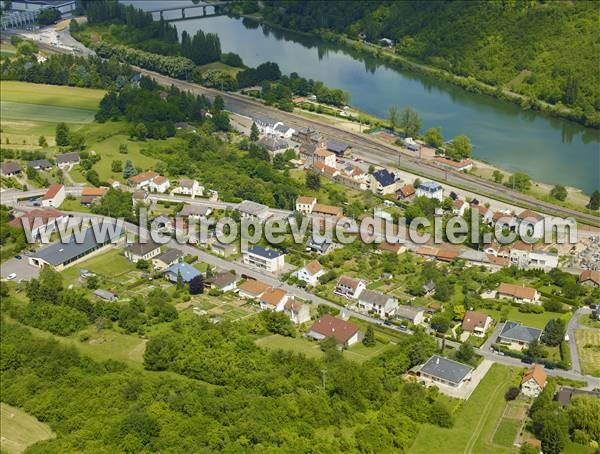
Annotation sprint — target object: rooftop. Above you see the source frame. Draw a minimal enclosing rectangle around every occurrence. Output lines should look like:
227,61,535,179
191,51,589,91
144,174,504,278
247,245,284,260
309,314,359,344
238,200,269,216
461,311,489,331
43,183,64,200
359,289,391,306
419,355,473,385
156,248,183,264
497,283,537,300
500,321,542,343
521,364,547,388
418,181,442,192
396,304,424,319
238,279,270,296
56,152,80,164
126,240,161,256
372,169,397,187
164,262,201,283
261,288,287,307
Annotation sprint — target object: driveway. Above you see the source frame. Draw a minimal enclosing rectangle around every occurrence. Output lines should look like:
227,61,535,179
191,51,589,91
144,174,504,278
567,307,591,374
0,256,40,282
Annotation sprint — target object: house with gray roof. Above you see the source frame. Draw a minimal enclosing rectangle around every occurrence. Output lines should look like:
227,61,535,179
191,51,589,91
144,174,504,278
257,135,289,154
1,162,22,176
124,240,161,263
243,245,285,273
152,248,184,270
395,305,425,325
497,321,542,349
28,159,52,171
94,289,118,301
237,200,270,222
28,224,124,271
178,204,212,219
416,355,473,388
357,289,398,318
56,152,80,168
326,140,351,156
164,262,201,284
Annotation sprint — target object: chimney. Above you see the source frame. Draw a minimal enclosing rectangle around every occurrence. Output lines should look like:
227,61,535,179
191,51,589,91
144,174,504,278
436,357,439,365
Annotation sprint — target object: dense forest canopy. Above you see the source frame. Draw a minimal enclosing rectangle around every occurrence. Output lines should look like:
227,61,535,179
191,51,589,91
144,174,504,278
263,0,600,125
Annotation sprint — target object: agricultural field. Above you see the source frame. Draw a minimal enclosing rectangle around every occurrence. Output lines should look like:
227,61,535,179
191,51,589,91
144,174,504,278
410,363,520,454
1,81,105,110
481,305,569,330
0,403,55,454
1,101,96,124
575,329,600,377
185,292,258,322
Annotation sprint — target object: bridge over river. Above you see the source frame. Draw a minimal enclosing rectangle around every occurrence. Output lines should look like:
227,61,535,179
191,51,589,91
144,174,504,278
147,1,232,22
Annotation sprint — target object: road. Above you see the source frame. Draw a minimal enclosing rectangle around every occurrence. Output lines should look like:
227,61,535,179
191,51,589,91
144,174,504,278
567,307,591,374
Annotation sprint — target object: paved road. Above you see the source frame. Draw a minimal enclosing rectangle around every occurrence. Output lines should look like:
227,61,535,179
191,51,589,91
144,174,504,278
567,307,591,374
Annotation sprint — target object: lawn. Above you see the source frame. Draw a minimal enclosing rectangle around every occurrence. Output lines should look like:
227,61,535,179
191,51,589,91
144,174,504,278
256,334,324,360
344,340,395,363
575,329,600,377
59,197,92,213
410,363,520,454
1,101,96,124
60,248,136,286
492,418,520,448
196,61,243,77
0,403,55,454
482,305,568,330
1,81,105,110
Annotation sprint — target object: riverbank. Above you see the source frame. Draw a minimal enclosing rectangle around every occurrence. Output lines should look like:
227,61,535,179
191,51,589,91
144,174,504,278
236,12,598,130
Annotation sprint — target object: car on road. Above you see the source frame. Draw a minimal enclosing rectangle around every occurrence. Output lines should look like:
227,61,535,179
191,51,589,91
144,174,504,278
7,273,17,280
544,363,555,370
14,255,22,260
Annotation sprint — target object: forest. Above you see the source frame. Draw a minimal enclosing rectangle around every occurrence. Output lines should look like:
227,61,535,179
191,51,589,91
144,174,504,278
261,0,600,127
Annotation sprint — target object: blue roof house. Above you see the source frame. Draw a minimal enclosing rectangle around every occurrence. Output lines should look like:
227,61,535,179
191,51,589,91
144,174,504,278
164,262,201,283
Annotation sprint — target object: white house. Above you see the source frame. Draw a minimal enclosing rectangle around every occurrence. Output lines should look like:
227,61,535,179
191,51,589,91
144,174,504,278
171,179,204,198
237,279,270,300
243,246,285,273
315,149,337,168
41,183,65,208
124,240,161,263
294,260,325,286
416,181,443,201
237,200,271,222
368,169,400,195
295,196,317,214
521,364,547,398
259,288,289,311
128,171,159,189
149,176,170,194
395,305,425,325
357,289,398,318
55,152,80,169
461,310,492,337
333,275,366,299
284,299,311,324
452,199,467,216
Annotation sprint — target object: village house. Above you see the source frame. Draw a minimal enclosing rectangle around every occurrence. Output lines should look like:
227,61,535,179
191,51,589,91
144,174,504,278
470,204,494,224
237,279,270,300
294,260,325,286
368,169,400,195
312,203,343,218
152,248,184,270
461,311,492,337
314,161,339,178
257,135,289,155
579,270,600,288
497,283,540,304
325,140,351,157
149,176,170,193
315,149,337,168
28,159,52,171
527,249,559,270
42,183,65,208
452,199,467,216
416,181,443,201
516,209,545,240
164,262,201,284
555,387,600,406
211,240,239,258
434,156,474,172
259,288,289,312
132,190,148,206
94,289,118,301
9,208,68,240
509,240,533,268
273,123,295,139
377,241,406,255
358,289,398,318
333,275,366,299
237,200,271,222
521,364,547,398
178,204,212,220
207,271,237,293
243,246,285,273
171,179,204,198
396,184,416,201
497,321,542,350
293,127,324,147
395,305,425,325
124,240,161,263
284,299,311,325
414,355,473,388
107,178,121,189
306,234,333,254
127,171,159,189
1,162,22,177
295,196,317,214
80,187,107,206
416,246,439,260
56,152,80,169
307,314,360,347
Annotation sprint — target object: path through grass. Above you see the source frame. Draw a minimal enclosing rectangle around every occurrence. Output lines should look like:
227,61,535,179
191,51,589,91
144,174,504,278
0,403,55,454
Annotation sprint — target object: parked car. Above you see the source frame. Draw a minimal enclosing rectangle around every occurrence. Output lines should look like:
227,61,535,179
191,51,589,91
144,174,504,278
7,273,17,280
14,255,22,260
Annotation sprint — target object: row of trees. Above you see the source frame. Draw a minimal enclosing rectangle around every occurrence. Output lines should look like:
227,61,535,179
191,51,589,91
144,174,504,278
181,30,221,66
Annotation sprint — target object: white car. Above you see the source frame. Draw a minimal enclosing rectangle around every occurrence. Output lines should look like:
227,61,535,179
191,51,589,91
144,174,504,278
7,273,17,280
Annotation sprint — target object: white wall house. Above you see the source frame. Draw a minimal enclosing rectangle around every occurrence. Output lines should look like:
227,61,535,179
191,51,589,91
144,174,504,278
41,183,65,208
171,179,204,198
149,176,170,194
416,181,443,201
284,300,311,324
294,260,325,286
295,196,316,214
333,276,366,299
357,289,398,318
243,246,285,273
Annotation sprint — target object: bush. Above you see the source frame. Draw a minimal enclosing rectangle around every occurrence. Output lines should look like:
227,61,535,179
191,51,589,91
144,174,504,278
505,386,520,401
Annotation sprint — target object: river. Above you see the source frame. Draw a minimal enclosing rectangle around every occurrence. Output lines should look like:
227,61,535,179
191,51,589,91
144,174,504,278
123,1,599,194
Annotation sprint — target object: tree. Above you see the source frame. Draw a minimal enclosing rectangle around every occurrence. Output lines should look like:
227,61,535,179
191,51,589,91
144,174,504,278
111,160,123,172
250,122,259,141
445,135,472,161
492,170,504,184
524,339,545,362
456,342,475,364
213,95,225,113
540,419,565,454
123,160,137,179
176,270,185,290
260,311,295,337
144,335,178,371
506,172,531,192
550,184,567,201
119,143,128,154
388,104,400,130
189,275,204,295
541,319,566,346
587,190,600,210
399,106,421,137
305,170,321,190
69,132,86,152
363,325,376,347
424,127,443,148
136,259,150,270
505,387,520,401
430,314,451,333
38,136,47,147
55,122,70,146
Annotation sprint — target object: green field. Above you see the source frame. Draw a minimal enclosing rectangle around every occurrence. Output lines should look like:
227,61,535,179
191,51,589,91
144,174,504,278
1,81,105,110
482,305,569,330
492,418,521,448
0,403,55,454
410,364,519,454
1,101,96,124
575,329,600,377
60,248,136,285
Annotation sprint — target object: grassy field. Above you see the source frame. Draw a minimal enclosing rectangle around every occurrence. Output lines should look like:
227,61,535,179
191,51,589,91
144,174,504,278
482,305,568,330
0,403,55,454
1,81,105,110
60,248,136,287
575,329,600,377
410,363,520,454
196,61,243,77
1,101,96,124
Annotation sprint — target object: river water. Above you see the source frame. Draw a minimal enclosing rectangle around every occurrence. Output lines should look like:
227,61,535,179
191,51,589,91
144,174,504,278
123,1,599,194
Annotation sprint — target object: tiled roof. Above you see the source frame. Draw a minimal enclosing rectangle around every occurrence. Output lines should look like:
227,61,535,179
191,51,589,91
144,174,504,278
497,283,537,300
304,260,323,276
238,279,270,296
261,288,287,307
462,311,489,331
8,208,65,228
43,183,64,200
499,321,542,343
296,196,316,205
579,270,600,285
309,314,359,344
81,187,107,197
